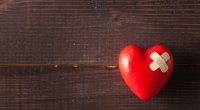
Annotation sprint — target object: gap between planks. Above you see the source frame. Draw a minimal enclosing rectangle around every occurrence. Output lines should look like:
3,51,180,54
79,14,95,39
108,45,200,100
0,64,199,69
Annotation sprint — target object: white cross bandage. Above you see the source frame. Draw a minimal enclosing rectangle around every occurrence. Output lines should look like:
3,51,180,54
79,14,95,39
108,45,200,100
149,52,170,72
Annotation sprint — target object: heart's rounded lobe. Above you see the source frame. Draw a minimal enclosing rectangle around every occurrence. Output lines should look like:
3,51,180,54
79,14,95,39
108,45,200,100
118,44,174,101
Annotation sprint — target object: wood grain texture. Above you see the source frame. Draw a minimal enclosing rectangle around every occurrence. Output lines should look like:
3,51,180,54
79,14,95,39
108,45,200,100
0,0,199,64
0,0,199,109
0,67,199,110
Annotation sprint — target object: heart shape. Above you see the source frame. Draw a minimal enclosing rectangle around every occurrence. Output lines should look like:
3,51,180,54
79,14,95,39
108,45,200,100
118,44,174,101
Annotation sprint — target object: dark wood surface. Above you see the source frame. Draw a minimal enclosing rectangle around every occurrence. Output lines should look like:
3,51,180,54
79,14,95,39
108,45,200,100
0,0,199,109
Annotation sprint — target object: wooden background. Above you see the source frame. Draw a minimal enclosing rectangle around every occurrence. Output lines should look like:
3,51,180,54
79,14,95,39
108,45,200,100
0,0,200,109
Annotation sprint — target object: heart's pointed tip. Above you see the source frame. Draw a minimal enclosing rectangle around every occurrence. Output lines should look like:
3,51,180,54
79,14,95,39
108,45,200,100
138,95,152,101
134,92,153,101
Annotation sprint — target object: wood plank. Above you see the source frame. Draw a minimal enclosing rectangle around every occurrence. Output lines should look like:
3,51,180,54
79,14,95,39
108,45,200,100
0,67,199,110
0,0,199,64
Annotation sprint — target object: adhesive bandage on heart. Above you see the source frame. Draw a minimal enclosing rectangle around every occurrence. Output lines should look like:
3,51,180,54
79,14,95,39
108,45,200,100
149,52,170,72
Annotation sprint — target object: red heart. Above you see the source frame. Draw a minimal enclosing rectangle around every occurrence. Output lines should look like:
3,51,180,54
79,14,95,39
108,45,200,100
118,44,174,101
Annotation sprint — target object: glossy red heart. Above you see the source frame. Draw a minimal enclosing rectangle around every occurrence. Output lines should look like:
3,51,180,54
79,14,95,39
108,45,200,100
118,44,174,101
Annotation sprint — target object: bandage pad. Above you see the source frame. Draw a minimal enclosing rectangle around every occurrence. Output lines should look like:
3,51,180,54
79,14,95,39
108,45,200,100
149,52,170,72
